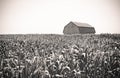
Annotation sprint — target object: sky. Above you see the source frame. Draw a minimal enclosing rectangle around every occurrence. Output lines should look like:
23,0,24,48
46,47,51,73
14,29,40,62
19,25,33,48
0,0,120,34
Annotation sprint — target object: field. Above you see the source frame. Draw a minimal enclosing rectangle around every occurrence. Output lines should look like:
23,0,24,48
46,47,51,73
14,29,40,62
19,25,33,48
0,34,120,78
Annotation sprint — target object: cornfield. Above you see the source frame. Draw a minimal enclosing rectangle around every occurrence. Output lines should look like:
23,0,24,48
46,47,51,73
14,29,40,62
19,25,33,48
0,34,120,78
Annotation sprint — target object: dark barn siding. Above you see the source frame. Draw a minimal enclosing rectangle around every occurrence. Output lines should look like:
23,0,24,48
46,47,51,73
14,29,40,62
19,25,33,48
79,27,95,34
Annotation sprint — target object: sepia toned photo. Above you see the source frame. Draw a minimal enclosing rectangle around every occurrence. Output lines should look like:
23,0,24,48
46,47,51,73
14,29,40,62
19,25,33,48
0,0,120,78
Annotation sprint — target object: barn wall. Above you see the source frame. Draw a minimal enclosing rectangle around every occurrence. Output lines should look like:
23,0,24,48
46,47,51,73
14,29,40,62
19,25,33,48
79,27,95,34
63,23,79,34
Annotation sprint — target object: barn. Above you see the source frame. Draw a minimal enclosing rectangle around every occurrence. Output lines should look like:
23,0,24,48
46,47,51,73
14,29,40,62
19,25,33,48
63,21,96,34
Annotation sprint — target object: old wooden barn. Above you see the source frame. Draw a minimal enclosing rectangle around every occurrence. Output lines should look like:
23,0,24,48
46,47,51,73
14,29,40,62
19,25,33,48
63,21,96,34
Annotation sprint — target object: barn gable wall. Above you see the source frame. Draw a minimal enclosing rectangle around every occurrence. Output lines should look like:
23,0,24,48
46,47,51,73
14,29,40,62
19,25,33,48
63,22,79,34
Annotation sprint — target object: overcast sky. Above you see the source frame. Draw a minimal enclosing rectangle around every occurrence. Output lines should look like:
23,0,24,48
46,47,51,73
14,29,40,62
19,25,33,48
0,0,120,34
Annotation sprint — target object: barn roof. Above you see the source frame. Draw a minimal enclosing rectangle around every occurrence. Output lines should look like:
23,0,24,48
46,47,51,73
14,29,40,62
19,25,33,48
71,21,93,27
